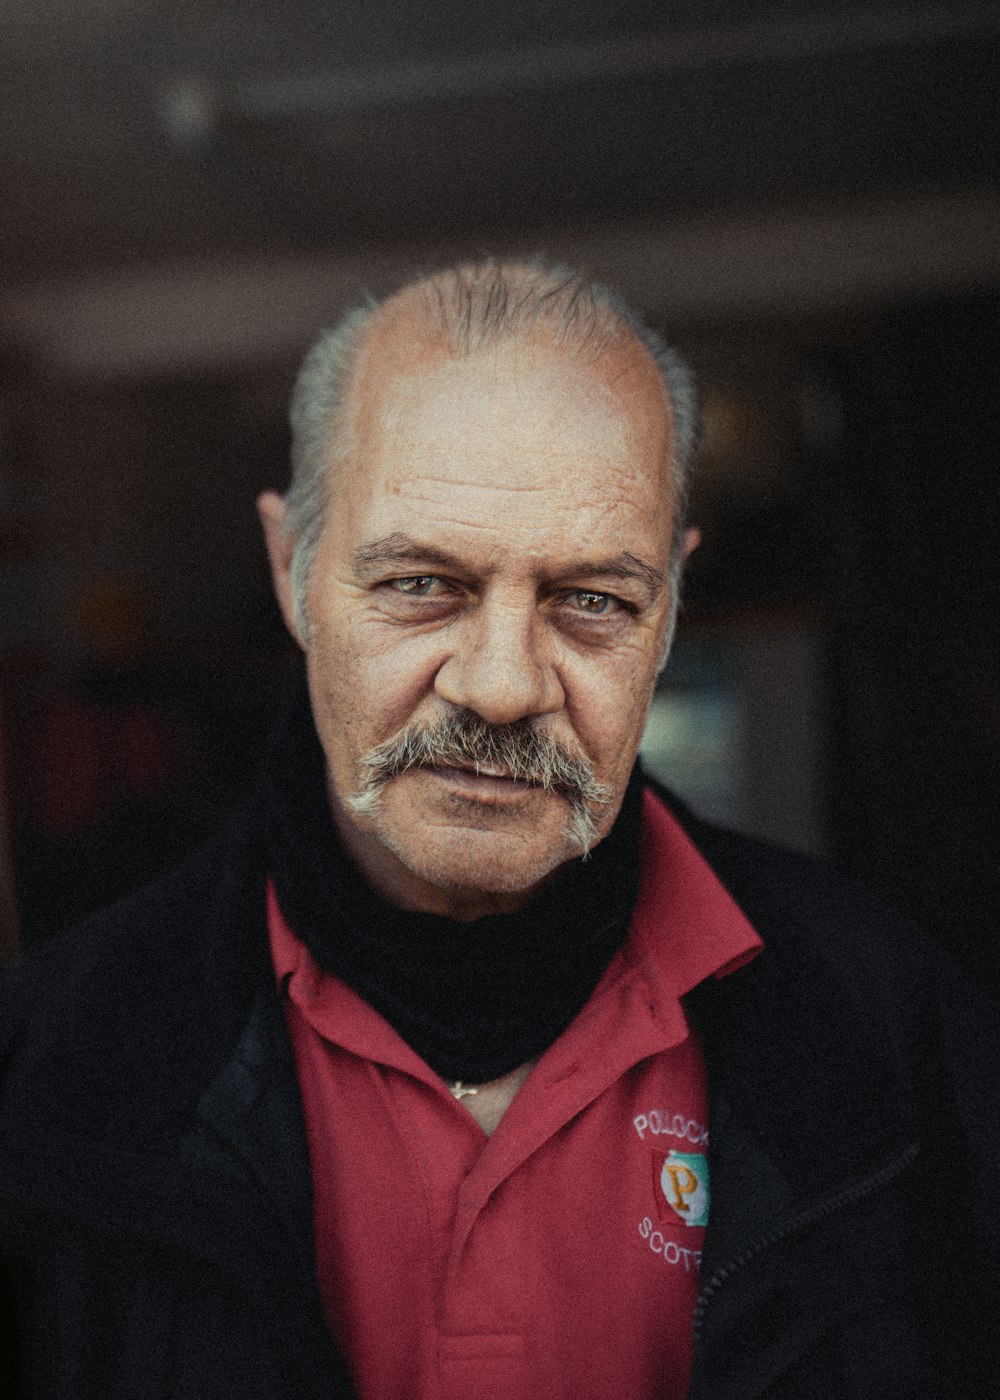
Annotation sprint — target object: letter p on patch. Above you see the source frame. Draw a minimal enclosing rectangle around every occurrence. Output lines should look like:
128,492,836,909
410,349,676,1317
665,1163,698,1211
652,1149,710,1227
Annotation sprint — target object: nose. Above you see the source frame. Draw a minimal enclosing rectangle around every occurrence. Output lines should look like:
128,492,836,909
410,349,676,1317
434,598,564,725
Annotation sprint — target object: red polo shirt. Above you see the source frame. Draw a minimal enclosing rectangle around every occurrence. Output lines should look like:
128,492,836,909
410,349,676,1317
270,788,761,1400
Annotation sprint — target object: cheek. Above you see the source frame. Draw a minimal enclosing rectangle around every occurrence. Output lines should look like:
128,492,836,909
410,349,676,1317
307,608,445,743
565,649,659,770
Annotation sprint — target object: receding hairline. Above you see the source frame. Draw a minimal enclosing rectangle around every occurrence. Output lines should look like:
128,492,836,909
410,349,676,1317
329,262,677,482
366,259,666,366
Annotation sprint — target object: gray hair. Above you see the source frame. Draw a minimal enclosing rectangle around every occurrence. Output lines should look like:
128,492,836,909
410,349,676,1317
284,259,699,640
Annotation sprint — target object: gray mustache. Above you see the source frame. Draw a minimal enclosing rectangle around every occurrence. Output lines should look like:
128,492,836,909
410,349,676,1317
357,710,613,809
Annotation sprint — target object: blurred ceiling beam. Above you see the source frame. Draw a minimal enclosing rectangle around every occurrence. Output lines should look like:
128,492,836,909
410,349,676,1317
4,191,999,380
160,5,1000,145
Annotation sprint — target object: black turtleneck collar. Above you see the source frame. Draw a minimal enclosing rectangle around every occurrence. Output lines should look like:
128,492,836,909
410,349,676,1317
263,678,644,1084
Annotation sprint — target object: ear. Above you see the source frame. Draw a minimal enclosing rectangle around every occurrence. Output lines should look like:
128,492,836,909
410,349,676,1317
682,526,701,562
257,491,306,650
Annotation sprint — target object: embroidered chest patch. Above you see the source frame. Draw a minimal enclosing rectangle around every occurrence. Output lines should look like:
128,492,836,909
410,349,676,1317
652,1149,710,1227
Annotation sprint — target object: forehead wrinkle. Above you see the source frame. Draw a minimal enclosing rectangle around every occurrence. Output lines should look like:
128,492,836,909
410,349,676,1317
360,476,664,549
389,472,554,496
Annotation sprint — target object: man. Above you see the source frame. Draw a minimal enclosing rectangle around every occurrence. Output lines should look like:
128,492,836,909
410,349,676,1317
1,260,997,1399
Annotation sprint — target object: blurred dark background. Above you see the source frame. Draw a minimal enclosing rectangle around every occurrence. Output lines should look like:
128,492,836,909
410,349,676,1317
1,1,998,983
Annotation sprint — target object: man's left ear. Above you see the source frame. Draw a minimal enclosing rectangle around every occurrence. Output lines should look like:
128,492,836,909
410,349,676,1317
682,527,702,562
257,491,306,650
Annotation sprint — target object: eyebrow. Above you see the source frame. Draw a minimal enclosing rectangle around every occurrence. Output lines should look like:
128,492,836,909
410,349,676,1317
578,552,665,600
353,532,665,602
352,533,467,573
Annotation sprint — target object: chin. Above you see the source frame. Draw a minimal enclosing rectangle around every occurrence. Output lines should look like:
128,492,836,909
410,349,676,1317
385,824,579,900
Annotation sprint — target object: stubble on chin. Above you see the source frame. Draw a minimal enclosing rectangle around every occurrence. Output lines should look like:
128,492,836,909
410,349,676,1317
356,780,589,899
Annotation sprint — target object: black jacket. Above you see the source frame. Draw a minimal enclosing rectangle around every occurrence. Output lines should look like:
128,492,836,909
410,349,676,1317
1,786,998,1399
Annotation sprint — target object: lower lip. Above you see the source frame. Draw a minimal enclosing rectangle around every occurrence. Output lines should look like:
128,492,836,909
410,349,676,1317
425,765,543,804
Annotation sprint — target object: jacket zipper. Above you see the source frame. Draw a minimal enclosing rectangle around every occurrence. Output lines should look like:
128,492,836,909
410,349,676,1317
692,1139,920,1340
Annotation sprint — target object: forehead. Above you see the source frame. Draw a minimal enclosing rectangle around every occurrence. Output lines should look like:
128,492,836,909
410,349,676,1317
328,309,676,564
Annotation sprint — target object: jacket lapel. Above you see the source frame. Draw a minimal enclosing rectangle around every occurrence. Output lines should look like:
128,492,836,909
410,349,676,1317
186,980,317,1279
681,842,921,1399
180,982,356,1398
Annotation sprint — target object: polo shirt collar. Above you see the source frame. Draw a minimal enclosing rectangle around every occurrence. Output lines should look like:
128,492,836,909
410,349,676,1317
271,786,762,1083
626,787,762,1008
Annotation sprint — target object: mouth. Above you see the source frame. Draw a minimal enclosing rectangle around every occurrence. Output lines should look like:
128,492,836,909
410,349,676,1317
424,762,545,803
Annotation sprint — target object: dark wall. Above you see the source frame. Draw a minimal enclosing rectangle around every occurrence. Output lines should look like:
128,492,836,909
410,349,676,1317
829,293,1000,982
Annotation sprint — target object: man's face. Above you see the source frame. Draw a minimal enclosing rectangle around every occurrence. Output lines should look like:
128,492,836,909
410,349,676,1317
273,316,680,919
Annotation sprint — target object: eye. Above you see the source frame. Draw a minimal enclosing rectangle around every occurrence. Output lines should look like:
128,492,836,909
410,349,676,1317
567,590,620,615
389,575,447,597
